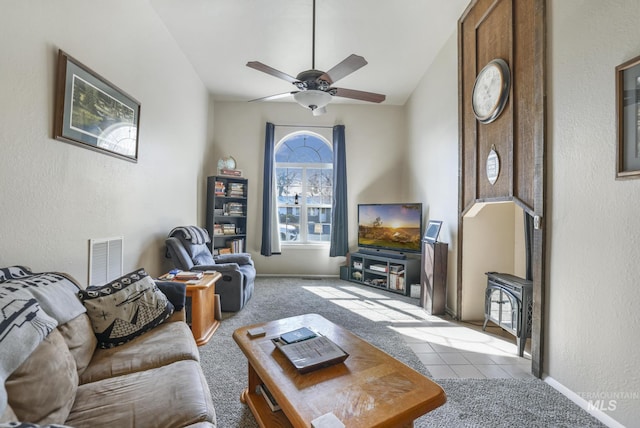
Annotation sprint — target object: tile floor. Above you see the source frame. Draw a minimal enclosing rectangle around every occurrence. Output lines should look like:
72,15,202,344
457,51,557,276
399,315,534,379
306,283,534,380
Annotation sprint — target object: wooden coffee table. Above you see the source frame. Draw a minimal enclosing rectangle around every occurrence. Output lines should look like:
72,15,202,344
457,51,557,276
171,271,221,346
233,313,446,427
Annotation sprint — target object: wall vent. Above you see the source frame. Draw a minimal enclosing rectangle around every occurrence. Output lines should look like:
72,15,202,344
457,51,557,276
89,237,123,286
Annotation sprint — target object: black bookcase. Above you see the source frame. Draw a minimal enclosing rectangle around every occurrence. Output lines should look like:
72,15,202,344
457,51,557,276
205,175,248,254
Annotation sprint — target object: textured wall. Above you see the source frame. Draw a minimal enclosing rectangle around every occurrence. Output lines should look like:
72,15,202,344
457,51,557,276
211,101,407,276
405,33,460,314
0,0,210,283
548,1,640,425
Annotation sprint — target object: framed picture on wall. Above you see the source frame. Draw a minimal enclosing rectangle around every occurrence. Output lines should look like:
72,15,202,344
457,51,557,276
615,54,640,179
54,50,141,162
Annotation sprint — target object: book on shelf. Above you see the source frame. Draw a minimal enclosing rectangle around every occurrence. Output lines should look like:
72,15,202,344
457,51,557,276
389,265,404,273
213,224,223,235
218,248,232,255
222,223,236,235
227,182,245,197
272,329,349,374
256,384,281,412
389,273,398,290
369,264,388,273
227,238,245,253
214,181,226,196
219,168,243,177
223,202,244,216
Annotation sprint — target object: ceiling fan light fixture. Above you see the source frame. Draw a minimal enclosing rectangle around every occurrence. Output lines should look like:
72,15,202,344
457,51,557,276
293,90,332,112
312,106,327,116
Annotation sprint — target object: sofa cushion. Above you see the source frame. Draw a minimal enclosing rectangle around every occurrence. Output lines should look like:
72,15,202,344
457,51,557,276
80,320,200,384
56,314,98,377
0,423,74,428
67,360,216,428
78,268,174,348
0,403,17,423
5,329,78,425
0,284,58,420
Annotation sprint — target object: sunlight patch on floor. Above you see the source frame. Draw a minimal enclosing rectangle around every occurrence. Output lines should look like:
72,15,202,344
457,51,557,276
392,325,521,356
302,286,359,299
303,285,431,323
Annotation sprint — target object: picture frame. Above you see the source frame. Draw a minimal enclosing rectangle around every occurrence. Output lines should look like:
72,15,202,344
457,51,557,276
54,50,140,162
423,220,442,244
615,54,640,179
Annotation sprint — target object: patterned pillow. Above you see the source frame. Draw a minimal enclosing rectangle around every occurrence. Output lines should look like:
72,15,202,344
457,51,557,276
78,269,174,348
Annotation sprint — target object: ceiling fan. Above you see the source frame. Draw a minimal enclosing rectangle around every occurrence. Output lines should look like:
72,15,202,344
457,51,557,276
246,0,386,116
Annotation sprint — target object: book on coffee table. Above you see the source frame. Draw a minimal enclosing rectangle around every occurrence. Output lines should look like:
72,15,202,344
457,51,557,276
272,331,349,374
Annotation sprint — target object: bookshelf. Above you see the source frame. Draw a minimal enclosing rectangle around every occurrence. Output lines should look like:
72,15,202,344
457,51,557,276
206,175,248,255
348,251,420,296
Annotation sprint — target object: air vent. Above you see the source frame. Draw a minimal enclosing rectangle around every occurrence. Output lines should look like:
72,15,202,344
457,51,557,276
89,237,123,286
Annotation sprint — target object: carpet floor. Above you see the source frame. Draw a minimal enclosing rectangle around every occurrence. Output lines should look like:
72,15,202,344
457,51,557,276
197,277,605,427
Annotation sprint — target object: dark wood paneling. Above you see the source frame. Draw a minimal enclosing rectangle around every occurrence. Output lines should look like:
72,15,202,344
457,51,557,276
458,0,546,378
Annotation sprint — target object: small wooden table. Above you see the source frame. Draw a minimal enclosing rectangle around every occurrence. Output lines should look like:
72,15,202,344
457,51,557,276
172,271,221,346
233,313,446,428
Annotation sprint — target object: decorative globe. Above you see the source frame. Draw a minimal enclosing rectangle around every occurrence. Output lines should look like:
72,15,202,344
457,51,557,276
217,156,236,171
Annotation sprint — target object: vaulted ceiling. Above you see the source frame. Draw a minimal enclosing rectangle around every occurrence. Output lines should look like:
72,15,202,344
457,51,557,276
150,0,469,106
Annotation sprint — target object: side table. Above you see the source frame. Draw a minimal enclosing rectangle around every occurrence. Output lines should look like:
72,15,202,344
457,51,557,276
171,271,222,346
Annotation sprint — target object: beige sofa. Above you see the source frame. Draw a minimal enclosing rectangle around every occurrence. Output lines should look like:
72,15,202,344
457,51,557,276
0,266,216,427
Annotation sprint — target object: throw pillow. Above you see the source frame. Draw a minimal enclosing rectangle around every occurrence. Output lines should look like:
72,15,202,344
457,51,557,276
78,269,174,348
155,281,186,311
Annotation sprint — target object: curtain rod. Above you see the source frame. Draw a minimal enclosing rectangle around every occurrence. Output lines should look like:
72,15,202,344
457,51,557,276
273,124,336,129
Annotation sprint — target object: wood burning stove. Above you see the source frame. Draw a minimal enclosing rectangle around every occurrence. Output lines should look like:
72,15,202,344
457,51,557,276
483,272,533,357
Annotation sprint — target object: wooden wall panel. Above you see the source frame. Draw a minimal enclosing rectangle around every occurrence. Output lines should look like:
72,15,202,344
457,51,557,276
513,0,537,209
458,0,546,378
459,0,538,214
475,0,514,202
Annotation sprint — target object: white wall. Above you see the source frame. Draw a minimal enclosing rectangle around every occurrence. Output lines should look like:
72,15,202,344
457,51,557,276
0,0,210,283
211,101,406,276
461,202,524,321
405,32,460,314
548,1,640,425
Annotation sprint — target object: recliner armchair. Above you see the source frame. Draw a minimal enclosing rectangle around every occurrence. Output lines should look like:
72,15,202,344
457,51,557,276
165,226,255,312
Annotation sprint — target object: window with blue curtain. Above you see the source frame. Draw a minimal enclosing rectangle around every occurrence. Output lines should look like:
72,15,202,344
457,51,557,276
262,123,348,257
276,132,333,245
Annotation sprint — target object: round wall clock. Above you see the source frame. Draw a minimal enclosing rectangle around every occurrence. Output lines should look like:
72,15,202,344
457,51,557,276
472,58,511,124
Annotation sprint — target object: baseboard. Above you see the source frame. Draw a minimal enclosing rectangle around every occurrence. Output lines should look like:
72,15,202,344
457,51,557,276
543,375,625,428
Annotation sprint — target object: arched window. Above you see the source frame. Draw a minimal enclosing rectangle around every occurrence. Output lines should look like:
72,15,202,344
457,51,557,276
275,132,333,244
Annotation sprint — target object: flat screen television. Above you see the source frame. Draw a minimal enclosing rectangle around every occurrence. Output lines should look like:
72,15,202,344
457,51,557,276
357,203,423,254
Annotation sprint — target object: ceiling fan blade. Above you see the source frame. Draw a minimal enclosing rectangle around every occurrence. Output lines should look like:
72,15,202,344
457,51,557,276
332,87,386,103
246,61,299,84
318,54,368,84
248,92,298,103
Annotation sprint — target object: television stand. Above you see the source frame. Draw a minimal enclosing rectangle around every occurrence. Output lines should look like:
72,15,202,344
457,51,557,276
348,251,419,296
